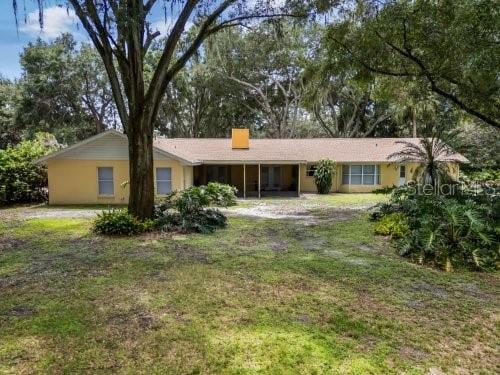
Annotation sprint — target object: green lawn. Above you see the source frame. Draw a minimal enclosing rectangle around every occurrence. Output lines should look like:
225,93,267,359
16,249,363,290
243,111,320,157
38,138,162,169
0,199,498,374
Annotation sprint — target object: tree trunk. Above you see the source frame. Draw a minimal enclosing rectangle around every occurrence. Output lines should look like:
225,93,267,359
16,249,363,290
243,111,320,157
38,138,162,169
411,107,417,138
95,119,105,134
429,165,436,188
127,115,155,219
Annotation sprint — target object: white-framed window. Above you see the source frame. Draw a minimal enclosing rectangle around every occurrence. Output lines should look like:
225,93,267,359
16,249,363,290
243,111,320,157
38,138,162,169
399,165,406,178
156,167,172,195
97,167,114,195
306,164,317,177
342,165,380,185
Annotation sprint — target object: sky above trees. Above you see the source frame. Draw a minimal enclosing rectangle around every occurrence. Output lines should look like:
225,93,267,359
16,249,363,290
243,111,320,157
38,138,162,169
1,3,80,78
0,1,192,78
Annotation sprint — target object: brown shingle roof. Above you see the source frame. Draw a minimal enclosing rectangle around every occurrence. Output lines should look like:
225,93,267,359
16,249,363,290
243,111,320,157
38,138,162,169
153,137,468,164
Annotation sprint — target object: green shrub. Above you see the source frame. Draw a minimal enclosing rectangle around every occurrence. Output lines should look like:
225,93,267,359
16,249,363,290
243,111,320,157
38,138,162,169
155,207,226,234
0,133,59,205
372,185,396,194
396,201,498,271
179,208,227,234
154,183,233,233
205,182,237,207
369,202,399,221
153,211,182,231
157,183,237,213
375,185,499,271
313,159,335,194
93,209,153,235
466,168,500,182
176,186,211,215
373,213,409,238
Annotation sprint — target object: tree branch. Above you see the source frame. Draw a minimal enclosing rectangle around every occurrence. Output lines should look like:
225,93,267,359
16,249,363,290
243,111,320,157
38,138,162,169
374,29,500,128
145,0,202,111
330,37,414,77
69,0,129,128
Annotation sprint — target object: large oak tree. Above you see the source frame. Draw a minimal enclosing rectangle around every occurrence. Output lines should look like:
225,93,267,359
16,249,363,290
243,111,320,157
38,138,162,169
324,0,499,128
15,1,302,218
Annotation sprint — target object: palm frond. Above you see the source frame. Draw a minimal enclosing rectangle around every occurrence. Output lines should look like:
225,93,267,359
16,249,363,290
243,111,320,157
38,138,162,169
389,137,461,185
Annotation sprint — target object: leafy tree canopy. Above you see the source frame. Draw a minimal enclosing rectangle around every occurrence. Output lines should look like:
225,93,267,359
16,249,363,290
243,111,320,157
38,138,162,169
324,0,500,128
16,34,116,145
0,76,20,148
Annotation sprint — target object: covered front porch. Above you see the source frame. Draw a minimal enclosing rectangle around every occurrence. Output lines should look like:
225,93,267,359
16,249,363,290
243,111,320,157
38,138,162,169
193,164,301,198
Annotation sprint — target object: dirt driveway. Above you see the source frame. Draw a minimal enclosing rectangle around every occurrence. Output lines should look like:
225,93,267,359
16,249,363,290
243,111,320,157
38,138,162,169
0,194,387,223
0,205,102,221
225,196,371,224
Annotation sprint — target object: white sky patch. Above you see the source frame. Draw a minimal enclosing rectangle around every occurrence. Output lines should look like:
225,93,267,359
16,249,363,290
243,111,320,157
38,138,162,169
151,19,195,37
20,6,78,39
245,0,287,11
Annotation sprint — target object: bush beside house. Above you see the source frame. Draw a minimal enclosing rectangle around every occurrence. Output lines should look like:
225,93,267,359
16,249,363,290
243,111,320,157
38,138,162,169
93,209,155,235
93,182,237,235
0,133,59,205
314,159,335,194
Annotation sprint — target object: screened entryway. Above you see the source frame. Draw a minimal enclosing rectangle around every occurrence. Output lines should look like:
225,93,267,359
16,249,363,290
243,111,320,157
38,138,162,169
259,165,299,197
193,164,300,198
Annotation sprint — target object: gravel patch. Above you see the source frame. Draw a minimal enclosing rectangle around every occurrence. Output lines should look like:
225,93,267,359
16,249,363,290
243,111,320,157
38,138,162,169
227,205,315,220
0,206,101,220
2,194,378,222
225,199,365,225
20,209,101,219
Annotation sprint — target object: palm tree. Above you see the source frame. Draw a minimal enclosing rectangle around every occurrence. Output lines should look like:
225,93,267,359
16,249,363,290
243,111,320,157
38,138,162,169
389,134,462,187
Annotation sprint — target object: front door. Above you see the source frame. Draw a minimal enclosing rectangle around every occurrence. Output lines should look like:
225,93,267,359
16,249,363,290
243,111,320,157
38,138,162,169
398,165,406,186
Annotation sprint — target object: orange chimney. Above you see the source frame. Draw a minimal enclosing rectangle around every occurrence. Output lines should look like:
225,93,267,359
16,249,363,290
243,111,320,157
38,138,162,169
231,128,249,149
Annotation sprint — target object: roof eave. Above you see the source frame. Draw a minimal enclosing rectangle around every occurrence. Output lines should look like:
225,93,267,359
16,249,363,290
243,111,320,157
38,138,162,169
199,160,308,165
34,129,198,165
34,129,127,164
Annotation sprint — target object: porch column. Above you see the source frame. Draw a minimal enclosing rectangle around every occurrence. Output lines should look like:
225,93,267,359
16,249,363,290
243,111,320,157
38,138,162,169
258,164,261,198
297,164,301,197
243,164,246,198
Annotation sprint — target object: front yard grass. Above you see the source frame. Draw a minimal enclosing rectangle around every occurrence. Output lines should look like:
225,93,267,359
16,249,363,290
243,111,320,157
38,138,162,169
312,192,389,206
0,202,498,374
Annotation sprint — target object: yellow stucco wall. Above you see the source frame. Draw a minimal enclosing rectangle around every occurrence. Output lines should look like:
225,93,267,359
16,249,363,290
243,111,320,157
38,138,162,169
183,166,193,190
448,163,460,180
404,162,460,181
47,159,187,205
47,159,461,204
298,162,459,193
